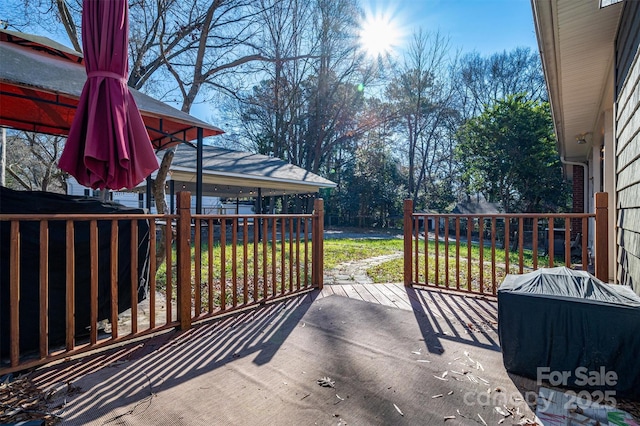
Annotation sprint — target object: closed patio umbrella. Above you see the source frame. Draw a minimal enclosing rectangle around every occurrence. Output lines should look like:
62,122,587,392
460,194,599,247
58,0,158,190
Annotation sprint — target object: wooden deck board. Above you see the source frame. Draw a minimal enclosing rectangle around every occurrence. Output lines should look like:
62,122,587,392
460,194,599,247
373,284,409,310
317,287,330,298
329,284,349,298
362,284,400,308
382,283,415,310
340,284,361,299
351,284,381,304
322,283,498,333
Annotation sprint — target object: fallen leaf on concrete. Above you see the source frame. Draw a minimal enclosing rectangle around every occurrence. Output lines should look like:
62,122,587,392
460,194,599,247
503,405,515,415
464,351,475,364
1,375,70,426
478,413,488,426
517,418,539,425
477,376,490,385
317,377,335,388
495,406,511,417
393,403,404,416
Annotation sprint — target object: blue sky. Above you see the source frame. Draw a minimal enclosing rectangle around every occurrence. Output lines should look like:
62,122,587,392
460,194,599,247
365,0,539,56
15,0,539,63
26,0,537,56
15,0,539,121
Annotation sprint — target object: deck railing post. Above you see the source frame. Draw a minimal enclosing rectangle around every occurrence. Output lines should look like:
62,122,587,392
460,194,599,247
176,191,192,330
594,192,609,282
403,199,413,287
312,198,324,289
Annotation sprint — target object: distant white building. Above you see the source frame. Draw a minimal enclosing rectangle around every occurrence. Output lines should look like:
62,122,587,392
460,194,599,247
66,175,255,215
66,144,336,215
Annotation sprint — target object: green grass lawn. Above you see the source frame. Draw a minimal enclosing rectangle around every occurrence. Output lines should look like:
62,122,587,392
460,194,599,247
155,239,315,309
326,237,549,291
323,238,404,269
156,237,405,289
155,234,553,304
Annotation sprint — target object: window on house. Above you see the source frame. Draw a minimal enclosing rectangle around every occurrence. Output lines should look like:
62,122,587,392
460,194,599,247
600,0,622,8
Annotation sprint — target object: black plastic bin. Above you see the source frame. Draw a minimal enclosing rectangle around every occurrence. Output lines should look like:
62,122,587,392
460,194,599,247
498,267,640,400
1,187,150,359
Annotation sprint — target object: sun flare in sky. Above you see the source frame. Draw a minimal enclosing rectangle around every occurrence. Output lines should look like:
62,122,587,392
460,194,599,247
358,7,404,58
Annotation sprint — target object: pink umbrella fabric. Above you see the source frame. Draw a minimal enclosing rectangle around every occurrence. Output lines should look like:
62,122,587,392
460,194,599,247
59,0,158,190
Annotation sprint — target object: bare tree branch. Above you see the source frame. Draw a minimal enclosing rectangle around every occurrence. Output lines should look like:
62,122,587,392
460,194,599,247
56,0,81,51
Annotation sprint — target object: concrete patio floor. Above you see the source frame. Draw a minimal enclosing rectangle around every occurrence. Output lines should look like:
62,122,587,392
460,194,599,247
25,285,544,425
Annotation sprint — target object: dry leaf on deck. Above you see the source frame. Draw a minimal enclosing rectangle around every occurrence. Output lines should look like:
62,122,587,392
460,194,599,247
316,377,335,388
393,403,404,416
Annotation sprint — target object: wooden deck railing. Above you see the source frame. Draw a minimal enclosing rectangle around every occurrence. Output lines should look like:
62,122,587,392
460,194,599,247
0,192,324,373
403,193,610,296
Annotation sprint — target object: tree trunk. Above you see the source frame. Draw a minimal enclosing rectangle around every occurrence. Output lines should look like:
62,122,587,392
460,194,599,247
152,148,176,271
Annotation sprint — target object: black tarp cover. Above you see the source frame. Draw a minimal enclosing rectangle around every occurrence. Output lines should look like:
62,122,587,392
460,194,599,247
1,187,150,359
498,267,640,399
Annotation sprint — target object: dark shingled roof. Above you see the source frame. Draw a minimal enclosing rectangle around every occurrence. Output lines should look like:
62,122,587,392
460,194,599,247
451,200,502,214
153,145,336,197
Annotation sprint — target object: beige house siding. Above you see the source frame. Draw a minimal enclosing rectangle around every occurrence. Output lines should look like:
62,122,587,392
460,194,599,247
615,2,640,294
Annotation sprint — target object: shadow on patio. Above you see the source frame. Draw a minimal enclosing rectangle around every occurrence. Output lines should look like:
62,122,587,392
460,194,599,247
26,287,539,425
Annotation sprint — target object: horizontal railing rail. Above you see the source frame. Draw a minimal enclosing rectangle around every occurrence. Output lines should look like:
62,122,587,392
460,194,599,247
0,193,324,374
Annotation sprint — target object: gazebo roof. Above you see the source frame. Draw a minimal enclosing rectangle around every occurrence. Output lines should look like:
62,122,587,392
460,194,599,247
0,29,223,149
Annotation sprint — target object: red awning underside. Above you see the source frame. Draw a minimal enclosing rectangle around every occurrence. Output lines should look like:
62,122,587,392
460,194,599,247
0,82,222,150
1,82,79,136
0,29,223,150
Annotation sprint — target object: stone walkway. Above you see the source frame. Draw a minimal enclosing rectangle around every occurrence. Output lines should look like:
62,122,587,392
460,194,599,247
323,252,404,285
